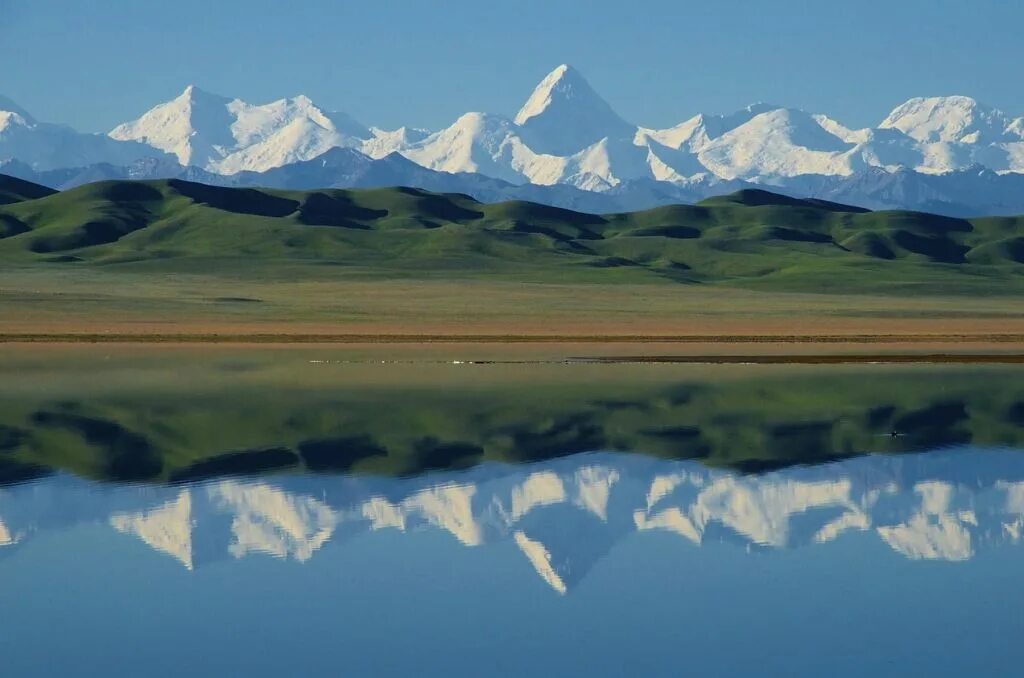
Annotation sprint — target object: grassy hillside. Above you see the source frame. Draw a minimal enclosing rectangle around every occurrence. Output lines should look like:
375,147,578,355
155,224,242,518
0,179,1023,295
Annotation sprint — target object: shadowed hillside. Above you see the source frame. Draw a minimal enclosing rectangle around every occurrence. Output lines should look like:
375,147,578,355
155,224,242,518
0,176,1023,293
0,174,56,205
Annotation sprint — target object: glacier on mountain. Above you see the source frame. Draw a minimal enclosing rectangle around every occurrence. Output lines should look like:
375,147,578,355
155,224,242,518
36,65,1002,185
3,65,1024,214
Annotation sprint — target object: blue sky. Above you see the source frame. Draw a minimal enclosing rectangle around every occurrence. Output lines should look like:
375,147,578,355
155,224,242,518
2,0,1022,132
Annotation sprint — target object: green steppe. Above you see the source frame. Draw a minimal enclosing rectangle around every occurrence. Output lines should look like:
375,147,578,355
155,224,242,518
1,175,1023,334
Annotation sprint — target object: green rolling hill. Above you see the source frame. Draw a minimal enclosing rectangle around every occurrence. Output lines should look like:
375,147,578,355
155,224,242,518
1,175,1023,295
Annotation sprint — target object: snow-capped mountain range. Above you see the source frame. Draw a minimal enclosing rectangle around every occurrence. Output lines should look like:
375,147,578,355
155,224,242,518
4,448,1024,592
3,65,1024,215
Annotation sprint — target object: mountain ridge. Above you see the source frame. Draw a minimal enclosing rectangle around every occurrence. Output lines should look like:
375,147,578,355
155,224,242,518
1,174,1022,295
3,67,1024,216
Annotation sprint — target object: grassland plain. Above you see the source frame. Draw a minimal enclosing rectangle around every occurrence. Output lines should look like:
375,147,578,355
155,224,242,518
1,347,1023,482
1,176,1024,342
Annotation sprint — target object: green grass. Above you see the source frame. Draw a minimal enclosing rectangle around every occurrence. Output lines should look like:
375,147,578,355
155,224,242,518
1,180,1023,296
3,177,1024,333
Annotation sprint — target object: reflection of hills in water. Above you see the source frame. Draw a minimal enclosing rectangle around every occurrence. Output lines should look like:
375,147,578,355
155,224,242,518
4,448,1024,592
4,363,1024,485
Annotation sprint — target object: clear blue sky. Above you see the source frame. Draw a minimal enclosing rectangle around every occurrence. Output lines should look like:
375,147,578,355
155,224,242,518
2,0,1022,133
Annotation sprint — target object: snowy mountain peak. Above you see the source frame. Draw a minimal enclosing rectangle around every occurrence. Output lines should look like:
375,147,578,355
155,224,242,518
0,95,36,125
880,96,1012,144
697,107,858,180
6,72,1024,192
0,94,167,171
514,64,583,124
110,88,370,174
639,103,782,151
176,84,232,107
110,86,236,166
513,64,634,156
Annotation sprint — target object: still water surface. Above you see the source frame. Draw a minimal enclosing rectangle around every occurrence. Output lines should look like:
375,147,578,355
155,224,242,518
1,349,1022,676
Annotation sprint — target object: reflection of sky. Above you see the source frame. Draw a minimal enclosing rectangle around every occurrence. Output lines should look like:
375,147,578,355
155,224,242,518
3,448,1024,675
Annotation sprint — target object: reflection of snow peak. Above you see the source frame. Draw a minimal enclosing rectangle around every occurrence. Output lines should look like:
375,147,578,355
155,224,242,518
876,481,975,561
5,449,1024,592
111,491,194,570
0,518,17,547
515,531,568,595
209,482,336,561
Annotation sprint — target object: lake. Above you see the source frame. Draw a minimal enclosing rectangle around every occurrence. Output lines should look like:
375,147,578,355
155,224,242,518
1,347,1023,676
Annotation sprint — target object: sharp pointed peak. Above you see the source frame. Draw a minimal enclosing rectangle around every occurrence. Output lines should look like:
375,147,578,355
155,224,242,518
176,84,231,105
546,63,580,79
515,63,625,123
535,63,590,86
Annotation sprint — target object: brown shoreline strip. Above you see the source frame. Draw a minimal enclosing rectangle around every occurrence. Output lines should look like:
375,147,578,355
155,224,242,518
3,333,1024,344
574,354,1024,364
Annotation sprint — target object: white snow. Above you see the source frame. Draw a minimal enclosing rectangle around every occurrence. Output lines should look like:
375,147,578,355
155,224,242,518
879,95,1014,144
512,64,636,156
109,85,371,174
4,68,1023,184
697,108,856,179
0,95,167,170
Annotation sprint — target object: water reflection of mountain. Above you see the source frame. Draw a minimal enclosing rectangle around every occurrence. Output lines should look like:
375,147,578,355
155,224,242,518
3,448,1024,592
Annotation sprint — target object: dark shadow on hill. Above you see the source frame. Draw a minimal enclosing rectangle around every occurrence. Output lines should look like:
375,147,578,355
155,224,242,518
503,220,603,241
0,173,58,204
28,183,165,253
892,230,970,263
395,187,486,221
168,180,299,217
762,226,835,244
701,189,870,213
627,224,702,239
0,214,29,239
842,232,896,259
296,192,388,228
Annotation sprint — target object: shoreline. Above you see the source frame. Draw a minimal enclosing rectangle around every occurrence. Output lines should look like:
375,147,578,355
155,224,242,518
4,332,1024,344
3,334,1024,364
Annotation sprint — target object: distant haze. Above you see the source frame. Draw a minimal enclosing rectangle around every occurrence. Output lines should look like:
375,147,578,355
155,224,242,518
1,0,1023,133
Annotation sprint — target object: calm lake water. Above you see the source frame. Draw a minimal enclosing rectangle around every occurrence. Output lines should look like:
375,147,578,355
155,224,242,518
1,348,1023,676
